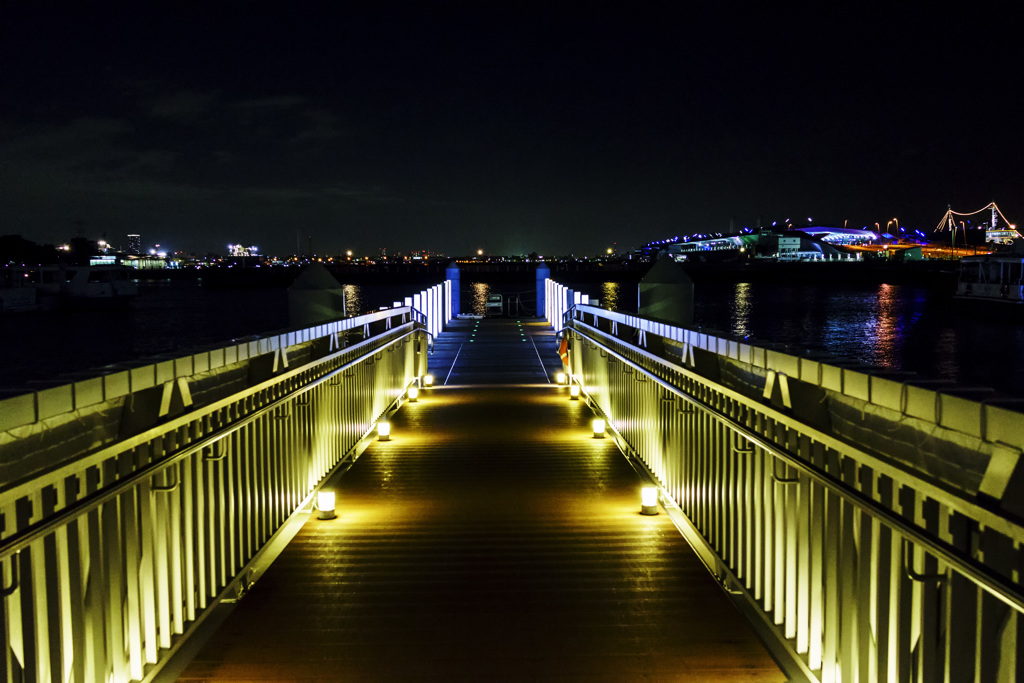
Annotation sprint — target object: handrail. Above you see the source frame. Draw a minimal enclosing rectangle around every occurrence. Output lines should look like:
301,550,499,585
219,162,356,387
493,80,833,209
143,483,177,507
0,324,423,561
569,322,1024,615
0,318,419,504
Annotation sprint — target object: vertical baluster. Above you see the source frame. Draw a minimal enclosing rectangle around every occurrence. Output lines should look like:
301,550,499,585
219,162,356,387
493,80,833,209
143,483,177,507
821,449,841,683
944,512,978,681
839,457,858,683
856,464,875,680
40,485,63,682
63,476,86,683
101,458,126,683
796,436,811,656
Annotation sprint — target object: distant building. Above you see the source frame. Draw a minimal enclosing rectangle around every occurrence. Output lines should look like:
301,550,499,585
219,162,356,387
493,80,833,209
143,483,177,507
228,244,259,257
127,234,141,255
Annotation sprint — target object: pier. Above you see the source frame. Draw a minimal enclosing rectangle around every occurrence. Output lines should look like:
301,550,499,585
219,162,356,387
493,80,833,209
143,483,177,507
171,319,785,680
3,274,1024,682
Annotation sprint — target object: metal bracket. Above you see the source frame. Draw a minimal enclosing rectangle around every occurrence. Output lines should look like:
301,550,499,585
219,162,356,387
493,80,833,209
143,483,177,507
901,538,946,584
770,458,799,484
203,442,230,462
152,467,180,492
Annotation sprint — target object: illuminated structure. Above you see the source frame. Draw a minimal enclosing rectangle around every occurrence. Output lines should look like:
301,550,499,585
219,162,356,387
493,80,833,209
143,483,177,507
127,233,141,255
936,202,1021,246
228,244,259,257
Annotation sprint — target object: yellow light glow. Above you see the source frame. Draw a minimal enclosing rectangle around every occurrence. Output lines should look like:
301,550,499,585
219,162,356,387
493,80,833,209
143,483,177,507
423,374,434,386
570,384,580,399
641,486,659,515
641,487,657,507
317,491,336,519
408,386,419,401
555,371,566,385
592,418,605,438
378,422,391,441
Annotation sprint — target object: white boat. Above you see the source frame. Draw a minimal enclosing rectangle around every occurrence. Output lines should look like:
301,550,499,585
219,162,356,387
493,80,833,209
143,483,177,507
954,254,1024,307
485,293,504,316
1,264,138,312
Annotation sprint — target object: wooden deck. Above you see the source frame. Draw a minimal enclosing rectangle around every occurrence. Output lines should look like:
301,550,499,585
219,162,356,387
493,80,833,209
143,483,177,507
174,318,787,681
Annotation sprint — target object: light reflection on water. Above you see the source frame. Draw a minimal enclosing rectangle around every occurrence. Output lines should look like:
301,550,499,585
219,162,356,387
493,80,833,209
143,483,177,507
565,279,1024,398
600,282,621,311
470,282,492,316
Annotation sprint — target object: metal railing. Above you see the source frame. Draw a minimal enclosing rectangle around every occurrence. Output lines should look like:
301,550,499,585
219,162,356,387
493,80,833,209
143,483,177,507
0,280,450,683
547,279,1024,683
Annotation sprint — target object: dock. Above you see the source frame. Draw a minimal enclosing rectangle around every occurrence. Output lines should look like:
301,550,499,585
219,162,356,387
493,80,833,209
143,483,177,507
173,319,786,681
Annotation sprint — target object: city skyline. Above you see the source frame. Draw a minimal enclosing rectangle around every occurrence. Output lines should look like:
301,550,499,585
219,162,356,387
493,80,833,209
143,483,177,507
2,5,1022,257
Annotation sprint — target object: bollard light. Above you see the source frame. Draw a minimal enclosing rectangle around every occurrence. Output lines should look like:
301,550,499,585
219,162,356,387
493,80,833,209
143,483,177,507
408,386,419,402
317,490,336,520
592,418,606,438
378,421,391,441
423,374,434,387
570,384,581,400
555,371,566,385
640,486,659,515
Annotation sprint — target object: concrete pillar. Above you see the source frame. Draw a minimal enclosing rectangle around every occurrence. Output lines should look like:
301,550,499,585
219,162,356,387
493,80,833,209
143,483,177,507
637,252,694,327
535,262,550,317
446,261,461,318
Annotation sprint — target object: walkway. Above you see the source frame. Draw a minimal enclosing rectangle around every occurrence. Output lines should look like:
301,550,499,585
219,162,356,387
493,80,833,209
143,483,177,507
174,318,786,681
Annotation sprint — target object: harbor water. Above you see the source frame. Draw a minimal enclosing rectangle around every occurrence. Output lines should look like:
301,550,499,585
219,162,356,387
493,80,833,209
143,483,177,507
1,278,1022,401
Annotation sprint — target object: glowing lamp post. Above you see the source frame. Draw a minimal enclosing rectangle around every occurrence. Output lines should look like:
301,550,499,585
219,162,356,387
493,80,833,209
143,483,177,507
408,386,419,402
570,384,581,400
378,421,391,441
423,374,434,387
555,371,566,385
640,486,659,516
317,491,336,520
592,418,606,438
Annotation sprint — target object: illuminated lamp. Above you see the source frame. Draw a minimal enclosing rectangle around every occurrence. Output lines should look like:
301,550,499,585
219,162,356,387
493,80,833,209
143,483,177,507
592,418,606,438
378,422,391,441
570,384,581,400
317,491,336,520
640,487,659,515
408,386,419,402
555,371,566,385
423,374,435,387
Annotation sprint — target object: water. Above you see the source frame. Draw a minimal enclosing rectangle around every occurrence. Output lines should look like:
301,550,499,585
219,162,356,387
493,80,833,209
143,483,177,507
566,280,1024,400
2,278,1022,401
0,280,415,389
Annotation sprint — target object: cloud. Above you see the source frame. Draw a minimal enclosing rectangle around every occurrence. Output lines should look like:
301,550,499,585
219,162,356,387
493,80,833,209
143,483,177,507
148,90,219,121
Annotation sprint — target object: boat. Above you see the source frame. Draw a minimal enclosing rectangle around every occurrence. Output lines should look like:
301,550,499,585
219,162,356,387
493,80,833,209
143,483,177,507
954,251,1024,308
485,293,504,316
1,264,138,312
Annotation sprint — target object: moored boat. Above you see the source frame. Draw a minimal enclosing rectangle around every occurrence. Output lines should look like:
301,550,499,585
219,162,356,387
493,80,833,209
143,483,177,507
954,250,1024,309
0,264,138,312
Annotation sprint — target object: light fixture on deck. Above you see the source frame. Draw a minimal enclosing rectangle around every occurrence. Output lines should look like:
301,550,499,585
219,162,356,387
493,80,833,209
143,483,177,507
555,371,566,385
640,486,659,516
407,386,419,402
423,374,434,387
570,384,580,400
592,418,606,438
378,421,391,441
317,491,336,520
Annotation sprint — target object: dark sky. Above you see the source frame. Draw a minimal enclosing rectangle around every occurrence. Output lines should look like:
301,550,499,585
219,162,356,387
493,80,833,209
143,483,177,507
2,4,1021,257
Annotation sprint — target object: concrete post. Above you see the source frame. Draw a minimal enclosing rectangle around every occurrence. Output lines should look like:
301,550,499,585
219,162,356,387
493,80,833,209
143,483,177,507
446,261,461,318
535,262,550,317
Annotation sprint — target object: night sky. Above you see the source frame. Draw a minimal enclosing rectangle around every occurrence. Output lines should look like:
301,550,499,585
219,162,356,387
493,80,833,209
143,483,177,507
2,4,1021,258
